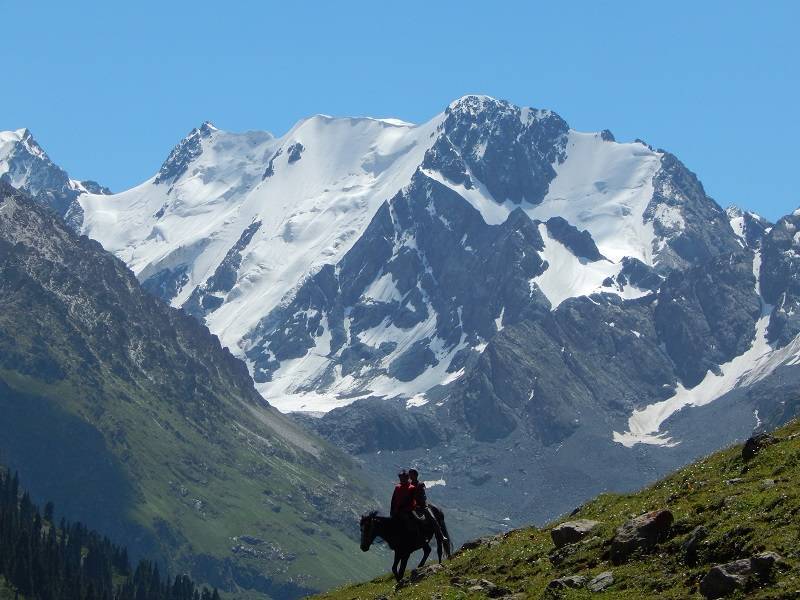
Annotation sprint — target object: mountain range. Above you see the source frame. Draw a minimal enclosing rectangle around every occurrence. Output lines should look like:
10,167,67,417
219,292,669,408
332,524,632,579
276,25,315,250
3,95,800,591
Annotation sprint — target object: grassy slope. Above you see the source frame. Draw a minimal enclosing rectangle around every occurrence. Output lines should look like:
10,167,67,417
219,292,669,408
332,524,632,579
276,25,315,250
316,418,800,599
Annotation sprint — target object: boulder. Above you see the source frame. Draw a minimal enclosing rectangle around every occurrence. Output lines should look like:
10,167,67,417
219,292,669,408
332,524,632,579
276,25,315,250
458,537,487,552
548,542,579,567
409,563,443,582
683,525,708,566
700,559,751,598
465,579,509,598
700,552,783,598
742,433,774,461
751,551,783,574
587,571,614,592
551,519,601,548
547,575,587,590
610,509,673,564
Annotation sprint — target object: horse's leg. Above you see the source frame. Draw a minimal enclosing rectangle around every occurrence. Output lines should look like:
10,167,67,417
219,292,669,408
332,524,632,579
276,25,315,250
392,553,400,581
417,543,431,569
436,536,443,564
398,554,409,580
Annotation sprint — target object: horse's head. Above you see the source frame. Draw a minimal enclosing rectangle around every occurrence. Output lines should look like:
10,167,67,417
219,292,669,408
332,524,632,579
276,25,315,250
360,510,378,552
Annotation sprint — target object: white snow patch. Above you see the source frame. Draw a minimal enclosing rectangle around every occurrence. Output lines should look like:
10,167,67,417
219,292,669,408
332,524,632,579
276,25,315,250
527,131,662,265
495,307,505,331
424,479,446,488
730,215,746,241
363,272,403,303
406,394,429,408
531,223,648,309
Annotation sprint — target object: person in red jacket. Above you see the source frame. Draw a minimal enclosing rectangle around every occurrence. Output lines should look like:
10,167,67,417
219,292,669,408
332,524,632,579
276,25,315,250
390,470,421,541
390,470,416,517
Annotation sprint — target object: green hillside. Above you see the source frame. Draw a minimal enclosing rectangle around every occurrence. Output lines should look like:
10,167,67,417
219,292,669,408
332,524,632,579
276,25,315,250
316,418,800,599
0,182,384,597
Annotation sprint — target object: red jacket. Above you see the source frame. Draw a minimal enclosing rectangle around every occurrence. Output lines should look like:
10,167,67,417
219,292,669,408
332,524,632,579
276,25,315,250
390,482,416,517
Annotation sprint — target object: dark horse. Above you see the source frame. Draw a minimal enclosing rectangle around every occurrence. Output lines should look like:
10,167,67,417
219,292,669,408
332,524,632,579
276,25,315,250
360,509,452,581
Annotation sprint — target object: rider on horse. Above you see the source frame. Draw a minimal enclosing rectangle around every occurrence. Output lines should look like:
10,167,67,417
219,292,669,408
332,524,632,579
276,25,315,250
408,468,448,546
390,470,421,542
359,469,451,581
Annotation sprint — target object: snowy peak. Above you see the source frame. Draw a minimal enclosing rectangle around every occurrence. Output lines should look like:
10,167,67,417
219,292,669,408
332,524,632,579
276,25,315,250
154,121,225,185
75,96,747,416
0,128,46,162
447,94,501,112
426,95,568,206
79,110,443,341
446,94,556,125
0,128,46,172
0,128,108,221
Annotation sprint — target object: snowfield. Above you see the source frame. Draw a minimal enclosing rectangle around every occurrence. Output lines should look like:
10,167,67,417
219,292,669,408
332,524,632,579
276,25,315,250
80,114,443,350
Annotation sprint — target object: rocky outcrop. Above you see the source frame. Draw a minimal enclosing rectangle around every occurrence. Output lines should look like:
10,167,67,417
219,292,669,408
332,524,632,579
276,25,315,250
550,519,601,548
699,552,783,598
645,151,741,272
545,216,604,261
760,212,800,346
246,171,551,393
424,95,569,205
725,205,771,250
609,509,673,564
587,571,614,592
293,397,446,454
654,251,761,387
184,220,262,318
547,575,587,590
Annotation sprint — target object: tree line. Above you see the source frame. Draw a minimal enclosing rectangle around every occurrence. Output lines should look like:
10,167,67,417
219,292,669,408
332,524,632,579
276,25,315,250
0,466,221,600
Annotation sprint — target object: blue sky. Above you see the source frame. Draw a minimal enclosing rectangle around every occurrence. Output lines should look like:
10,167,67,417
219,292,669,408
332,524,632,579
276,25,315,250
3,1,798,219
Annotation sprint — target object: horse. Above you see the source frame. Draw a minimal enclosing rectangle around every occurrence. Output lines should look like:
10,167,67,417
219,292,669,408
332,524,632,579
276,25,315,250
360,508,452,581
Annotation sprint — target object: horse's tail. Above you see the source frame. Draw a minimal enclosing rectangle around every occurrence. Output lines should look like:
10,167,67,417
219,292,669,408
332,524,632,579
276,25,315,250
431,505,452,558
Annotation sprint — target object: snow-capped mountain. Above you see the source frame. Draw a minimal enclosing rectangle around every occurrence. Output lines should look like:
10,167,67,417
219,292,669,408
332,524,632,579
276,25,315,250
0,128,109,224
75,96,739,416
8,96,800,534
